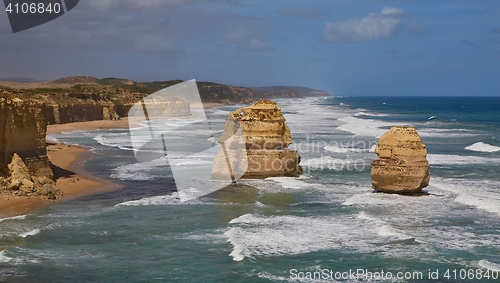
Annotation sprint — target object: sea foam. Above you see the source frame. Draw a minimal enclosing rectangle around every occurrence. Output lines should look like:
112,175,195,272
376,225,412,240
342,192,410,206
19,229,40,238
0,250,12,263
354,111,389,117
357,211,379,222
427,154,500,165
478,259,500,272
264,177,313,190
417,128,480,138
114,193,218,207
93,133,134,151
111,157,169,181
115,195,181,206
224,213,420,262
337,116,390,138
0,215,27,223
224,227,250,261
324,145,371,153
465,142,500,153
431,178,500,217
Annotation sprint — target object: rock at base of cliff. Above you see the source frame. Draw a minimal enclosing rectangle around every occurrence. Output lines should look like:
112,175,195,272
2,153,62,199
370,126,430,195
41,184,64,200
7,154,31,182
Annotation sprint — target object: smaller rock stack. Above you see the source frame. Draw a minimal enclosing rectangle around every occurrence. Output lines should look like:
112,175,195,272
371,126,430,194
212,100,302,179
0,153,62,199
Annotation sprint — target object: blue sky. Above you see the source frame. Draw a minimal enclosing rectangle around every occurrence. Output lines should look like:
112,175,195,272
0,0,499,96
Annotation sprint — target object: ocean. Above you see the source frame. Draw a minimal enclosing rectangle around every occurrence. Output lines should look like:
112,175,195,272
1,96,499,282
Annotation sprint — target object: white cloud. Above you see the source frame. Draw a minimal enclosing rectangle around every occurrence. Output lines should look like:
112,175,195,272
134,36,174,51
381,7,404,15
248,38,266,50
225,29,248,43
224,29,270,50
323,6,405,43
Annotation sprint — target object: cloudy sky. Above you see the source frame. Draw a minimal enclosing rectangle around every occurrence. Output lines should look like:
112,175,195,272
1,0,499,96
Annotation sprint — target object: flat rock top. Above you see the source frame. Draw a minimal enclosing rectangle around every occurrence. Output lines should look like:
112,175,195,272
229,100,284,121
375,126,427,158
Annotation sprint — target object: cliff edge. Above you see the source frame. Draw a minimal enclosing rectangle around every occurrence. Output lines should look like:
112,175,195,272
0,77,330,126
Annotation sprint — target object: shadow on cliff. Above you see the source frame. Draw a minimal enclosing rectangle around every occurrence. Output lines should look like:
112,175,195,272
50,163,76,179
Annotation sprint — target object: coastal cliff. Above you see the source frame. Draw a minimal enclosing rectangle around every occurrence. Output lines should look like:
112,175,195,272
371,126,430,194
0,96,59,199
0,96,52,178
0,76,330,125
212,100,302,179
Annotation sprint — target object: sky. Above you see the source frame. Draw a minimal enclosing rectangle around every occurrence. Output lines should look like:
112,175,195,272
0,0,499,96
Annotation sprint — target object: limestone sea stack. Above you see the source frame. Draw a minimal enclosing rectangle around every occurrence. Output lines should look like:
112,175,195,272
371,126,430,194
212,100,302,179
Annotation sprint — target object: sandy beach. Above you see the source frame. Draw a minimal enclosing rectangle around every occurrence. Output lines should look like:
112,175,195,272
0,119,129,218
46,118,131,135
1,102,225,219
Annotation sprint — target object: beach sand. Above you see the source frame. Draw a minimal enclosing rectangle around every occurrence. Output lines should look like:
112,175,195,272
46,118,131,135
0,119,128,218
1,102,225,218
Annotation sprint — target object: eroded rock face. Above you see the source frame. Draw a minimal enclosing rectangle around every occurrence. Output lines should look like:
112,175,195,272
141,96,191,118
2,153,62,198
0,96,60,199
212,100,302,179
371,126,430,194
0,96,53,178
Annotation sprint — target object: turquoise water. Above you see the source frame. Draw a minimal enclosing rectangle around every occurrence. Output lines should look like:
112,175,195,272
1,96,500,282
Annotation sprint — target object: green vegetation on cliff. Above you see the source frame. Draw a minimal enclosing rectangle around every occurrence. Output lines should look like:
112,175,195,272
0,76,330,124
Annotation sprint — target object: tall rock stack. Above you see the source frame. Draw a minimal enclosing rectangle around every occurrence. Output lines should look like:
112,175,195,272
212,100,302,179
371,126,430,194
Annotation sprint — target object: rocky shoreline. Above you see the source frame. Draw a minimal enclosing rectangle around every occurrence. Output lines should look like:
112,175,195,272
0,141,120,218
